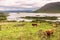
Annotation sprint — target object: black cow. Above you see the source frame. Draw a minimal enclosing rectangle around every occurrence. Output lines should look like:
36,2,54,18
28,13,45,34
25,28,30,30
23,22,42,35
32,24,37,27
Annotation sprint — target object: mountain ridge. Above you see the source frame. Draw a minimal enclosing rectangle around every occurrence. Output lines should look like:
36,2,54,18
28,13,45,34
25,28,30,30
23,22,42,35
34,2,60,13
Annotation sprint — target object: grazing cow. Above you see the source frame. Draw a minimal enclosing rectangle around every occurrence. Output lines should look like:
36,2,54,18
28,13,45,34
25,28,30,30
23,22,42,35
52,22,60,27
32,24,37,27
52,23,58,27
45,29,54,37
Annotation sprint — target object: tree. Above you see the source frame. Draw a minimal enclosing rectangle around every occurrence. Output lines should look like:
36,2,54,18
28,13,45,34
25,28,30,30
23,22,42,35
0,12,8,21
21,16,57,22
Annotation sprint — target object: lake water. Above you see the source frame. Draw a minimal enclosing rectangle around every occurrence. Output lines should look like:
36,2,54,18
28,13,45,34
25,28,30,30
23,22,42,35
9,13,60,17
7,13,60,22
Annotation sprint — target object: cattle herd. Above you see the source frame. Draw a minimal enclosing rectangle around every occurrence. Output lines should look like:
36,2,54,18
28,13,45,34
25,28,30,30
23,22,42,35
19,23,59,40
14,23,55,33
0,22,59,40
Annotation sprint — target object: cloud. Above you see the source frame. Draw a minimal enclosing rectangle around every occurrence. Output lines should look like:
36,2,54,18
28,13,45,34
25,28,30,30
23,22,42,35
0,0,60,11
0,0,60,7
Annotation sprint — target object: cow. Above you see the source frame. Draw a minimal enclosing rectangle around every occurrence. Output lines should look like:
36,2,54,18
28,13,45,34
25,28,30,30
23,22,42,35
52,22,60,27
45,29,54,37
52,23,58,27
32,23,37,27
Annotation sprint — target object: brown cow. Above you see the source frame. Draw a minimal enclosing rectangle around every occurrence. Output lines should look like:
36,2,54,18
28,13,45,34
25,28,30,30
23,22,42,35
45,29,54,37
32,24,37,27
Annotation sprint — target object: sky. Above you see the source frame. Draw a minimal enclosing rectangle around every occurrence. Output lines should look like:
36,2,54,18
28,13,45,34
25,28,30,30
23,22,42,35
0,0,60,11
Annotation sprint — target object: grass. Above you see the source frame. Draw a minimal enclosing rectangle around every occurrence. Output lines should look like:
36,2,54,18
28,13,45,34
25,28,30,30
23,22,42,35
0,22,59,40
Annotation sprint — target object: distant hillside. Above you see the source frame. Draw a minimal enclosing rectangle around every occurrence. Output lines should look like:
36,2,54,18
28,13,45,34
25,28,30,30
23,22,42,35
2,10,33,12
34,2,60,13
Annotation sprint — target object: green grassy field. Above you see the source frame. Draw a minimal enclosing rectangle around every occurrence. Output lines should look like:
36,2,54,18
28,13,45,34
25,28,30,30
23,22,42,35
0,22,59,40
